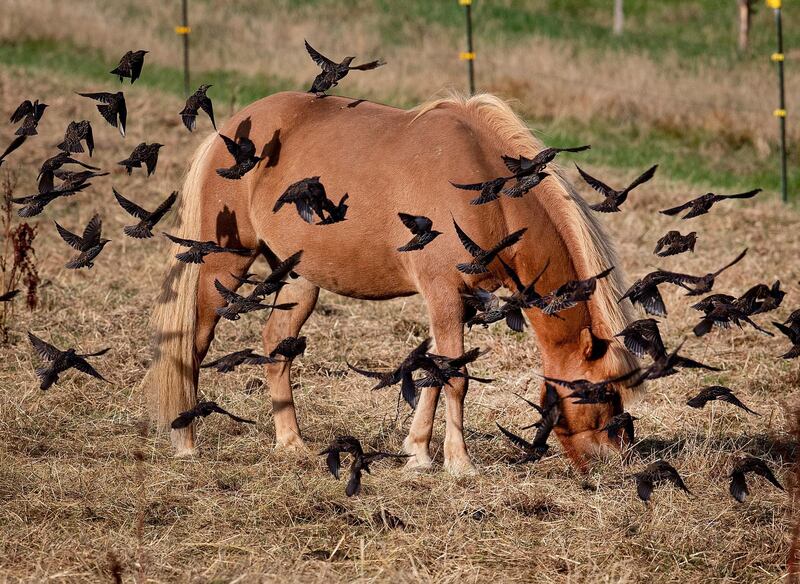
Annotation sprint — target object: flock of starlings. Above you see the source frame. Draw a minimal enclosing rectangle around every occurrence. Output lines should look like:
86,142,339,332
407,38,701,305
0,43,790,501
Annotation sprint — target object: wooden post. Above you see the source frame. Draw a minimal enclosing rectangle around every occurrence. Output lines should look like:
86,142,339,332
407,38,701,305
459,0,476,95
175,0,191,97
768,0,788,202
738,0,754,51
613,0,624,36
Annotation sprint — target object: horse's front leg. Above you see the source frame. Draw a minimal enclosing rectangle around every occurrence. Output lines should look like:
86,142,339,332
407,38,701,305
418,283,477,476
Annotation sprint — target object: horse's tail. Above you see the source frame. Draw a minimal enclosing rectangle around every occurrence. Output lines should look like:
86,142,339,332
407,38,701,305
142,132,217,441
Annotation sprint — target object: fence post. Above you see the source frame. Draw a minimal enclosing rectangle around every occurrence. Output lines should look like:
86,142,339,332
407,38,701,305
767,0,788,202
175,0,191,96
459,0,476,95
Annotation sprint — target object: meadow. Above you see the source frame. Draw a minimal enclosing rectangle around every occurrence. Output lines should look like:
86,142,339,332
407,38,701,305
0,2,797,582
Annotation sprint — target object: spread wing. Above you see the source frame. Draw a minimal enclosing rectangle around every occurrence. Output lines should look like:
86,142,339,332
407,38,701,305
214,278,243,303
150,191,178,222
55,221,84,250
82,214,103,247
71,356,107,381
304,40,337,72
9,100,33,124
453,220,484,257
719,188,761,201
575,164,613,196
28,331,61,361
0,135,27,160
659,199,694,216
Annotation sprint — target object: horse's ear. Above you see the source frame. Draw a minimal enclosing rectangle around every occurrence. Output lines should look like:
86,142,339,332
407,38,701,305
579,327,609,361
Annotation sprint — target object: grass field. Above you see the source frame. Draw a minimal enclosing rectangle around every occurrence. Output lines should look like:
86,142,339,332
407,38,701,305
0,2,797,582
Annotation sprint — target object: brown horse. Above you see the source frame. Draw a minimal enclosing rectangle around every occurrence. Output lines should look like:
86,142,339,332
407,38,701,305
142,91,640,475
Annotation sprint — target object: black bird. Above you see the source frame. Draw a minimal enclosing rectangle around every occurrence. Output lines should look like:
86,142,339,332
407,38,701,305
686,386,759,415
180,84,216,132
37,151,100,193
692,300,773,338
615,318,666,360
502,145,590,177
450,176,511,205
214,279,296,321
347,338,447,409
11,182,91,217
55,214,111,269
77,91,127,136
453,220,526,275
9,99,48,136
619,270,698,317
163,233,250,264
578,164,657,213
514,383,559,430
537,267,614,316
51,169,108,193
269,336,307,360
501,171,549,199
28,331,109,390
319,436,409,497
0,289,19,302
729,456,784,503
319,193,349,225
496,382,560,464
201,349,282,373
118,142,163,176
660,189,761,219
414,347,493,389
653,230,697,257
493,257,550,330
0,135,27,168
215,134,261,179
114,188,177,239
683,249,747,296
110,50,148,83
631,341,720,384
273,177,346,225
772,321,800,359
233,251,302,299
171,400,255,429
599,412,637,444
305,40,386,95
736,281,785,316
397,213,441,252
462,287,505,328
782,309,800,331
540,369,640,404
633,460,690,502
57,120,94,156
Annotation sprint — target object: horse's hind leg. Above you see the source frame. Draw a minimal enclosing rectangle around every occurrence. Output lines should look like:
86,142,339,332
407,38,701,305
261,276,319,450
404,381,440,471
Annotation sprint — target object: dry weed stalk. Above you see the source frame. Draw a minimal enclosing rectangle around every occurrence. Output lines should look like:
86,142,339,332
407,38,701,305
0,170,39,342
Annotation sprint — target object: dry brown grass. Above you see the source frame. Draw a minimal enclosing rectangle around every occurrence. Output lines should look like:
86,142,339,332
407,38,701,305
0,56,796,583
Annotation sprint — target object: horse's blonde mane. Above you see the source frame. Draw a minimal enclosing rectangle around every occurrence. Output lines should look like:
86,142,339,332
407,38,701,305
413,92,640,385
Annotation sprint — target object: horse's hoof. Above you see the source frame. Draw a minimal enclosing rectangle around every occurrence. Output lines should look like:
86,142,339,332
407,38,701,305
445,457,479,477
274,436,310,454
404,454,434,473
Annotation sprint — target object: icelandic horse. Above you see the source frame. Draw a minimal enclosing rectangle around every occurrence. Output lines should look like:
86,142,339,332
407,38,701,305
142,91,640,475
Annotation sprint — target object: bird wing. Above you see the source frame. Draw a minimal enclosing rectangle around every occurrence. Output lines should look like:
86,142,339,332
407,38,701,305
345,467,362,497
71,356,107,381
324,449,341,479
449,180,487,191
28,332,61,361
349,58,386,71
9,100,33,124
575,164,613,196
495,422,535,452
82,121,94,155
150,191,178,223
452,220,484,257
498,257,524,293
54,221,85,250
487,228,527,257
266,250,303,284
625,164,658,192
0,135,27,161
198,96,216,129
712,248,747,277
77,92,114,103
304,40,337,72
719,188,762,201
532,400,560,448
218,134,240,160
501,154,529,175
214,279,243,303
163,232,198,247
659,199,694,216
82,214,103,247
635,476,653,502
729,471,748,502
346,361,389,381
398,213,431,235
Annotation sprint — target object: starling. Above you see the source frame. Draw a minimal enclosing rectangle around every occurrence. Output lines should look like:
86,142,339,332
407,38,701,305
9,99,48,136
110,50,148,83
729,456,784,503
414,347,493,388
453,220,526,275
163,233,250,264
501,145,590,177
450,176,511,206
118,142,163,176
216,134,261,179
633,460,690,502
397,213,441,252
273,177,346,224
214,279,295,321
599,412,637,444
772,321,800,359
619,270,698,317
686,385,759,415
171,400,255,429
615,318,666,360
28,331,109,390
540,369,640,404
683,249,747,296
12,182,91,217
0,135,27,168
653,230,697,257
180,84,216,132
496,382,560,464
578,164,657,213
630,341,720,384
269,336,307,360
37,151,100,193
55,214,111,269
319,436,409,497
201,348,283,373
660,189,762,219
537,267,614,315
501,171,549,199
692,300,772,338
736,280,785,316
57,120,94,156
232,250,302,298
319,193,349,225
113,188,177,239
305,40,386,95
77,91,127,136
